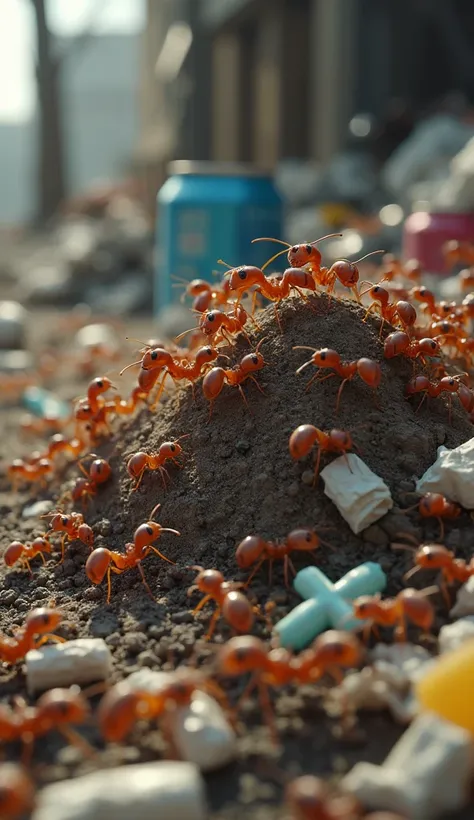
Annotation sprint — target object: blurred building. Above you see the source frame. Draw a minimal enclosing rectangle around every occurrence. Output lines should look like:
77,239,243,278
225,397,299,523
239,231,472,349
0,33,139,226
137,0,474,215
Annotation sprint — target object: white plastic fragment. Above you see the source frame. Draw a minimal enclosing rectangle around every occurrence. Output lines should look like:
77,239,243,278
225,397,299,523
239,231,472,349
31,761,207,820
320,453,393,534
450,576,474,618
369,642,434,683
26,639,112,695
416,438,474,509
325,666,418,725
439,617,474,654
341,713,473,819
127,669,236,771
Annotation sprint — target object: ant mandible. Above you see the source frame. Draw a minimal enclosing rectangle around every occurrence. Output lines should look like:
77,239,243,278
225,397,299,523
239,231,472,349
0,607,63,665
187,566,255,640
202,338,268,419
126,435,188,491
293,347,381,412
289,424,354,483
235,529,326,587
85,503,180,602
4,536,52,574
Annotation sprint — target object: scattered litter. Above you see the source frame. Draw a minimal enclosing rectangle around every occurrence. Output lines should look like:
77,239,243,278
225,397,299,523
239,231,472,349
416,438,474,509
274,562,386,650
450,576,474,618
31,761,207,820
22,499,54,520
439,617,474,654
21,386,71,420
321,454,393,534
26,639,112,695
325,665,418,725
341,713,473,819
370,642,434,683
127,669,236,771
0,301,27,349
415,638,474,732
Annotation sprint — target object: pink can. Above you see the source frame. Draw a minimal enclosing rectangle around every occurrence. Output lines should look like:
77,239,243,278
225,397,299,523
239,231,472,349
403,211,474,274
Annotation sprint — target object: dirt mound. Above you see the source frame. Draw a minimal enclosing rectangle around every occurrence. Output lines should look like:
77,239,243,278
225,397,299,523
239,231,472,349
1,293,474,819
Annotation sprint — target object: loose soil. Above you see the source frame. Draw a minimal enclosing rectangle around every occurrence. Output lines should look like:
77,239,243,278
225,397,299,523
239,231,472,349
1,295,474,819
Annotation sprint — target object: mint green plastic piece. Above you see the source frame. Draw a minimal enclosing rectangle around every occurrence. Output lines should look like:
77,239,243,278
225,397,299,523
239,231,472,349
274,562,387,650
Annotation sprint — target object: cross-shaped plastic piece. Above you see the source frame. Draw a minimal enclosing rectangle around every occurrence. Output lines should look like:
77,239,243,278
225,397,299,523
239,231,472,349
274,562,387,650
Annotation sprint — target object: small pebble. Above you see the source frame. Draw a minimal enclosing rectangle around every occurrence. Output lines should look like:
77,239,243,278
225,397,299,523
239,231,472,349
62,559,76,578
0,589,17,605
235,440,250,454
105,632,121,647
362,524,388,546
171,610,193,625
399,479,416,492
89,615,119,638
123,632,147,654
22,499,53,519
138,650,159,667
301,470,314,486
94,519,112,537
287,482,299,497
32,586,50,600
83,587,103,602
148,625,166,639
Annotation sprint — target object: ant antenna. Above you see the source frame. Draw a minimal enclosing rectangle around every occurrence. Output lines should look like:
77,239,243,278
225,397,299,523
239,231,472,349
119,360,142,376
340,250,386,266
255,336,268,354
125,336,153,348
149,503,161,520
217,259,236,270
174,326,199,342
292,345,318,352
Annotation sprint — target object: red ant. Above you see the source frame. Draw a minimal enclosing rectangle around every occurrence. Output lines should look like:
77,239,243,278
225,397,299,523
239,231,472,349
352,588,436,642
84,375,116,413
235,529,326,587
97,670,227,747
202,338,268,418
85,503,180,602
0,607,63,665
64,453,112,506
289,425,354,482
7,457,53,492
315,252,385,302
0,764,35,820
393,540,473,606
401,492,462,541
383,331,440,364
126,436,188,491
42,510,94,561
177,304,254,347
408,285,438,316
43,433,85,462
444,239,474,269
293,347,381,412
406,373,474,417
361,284,417,336
250,232,341,273
289,630,364,685
0,688,91,759
173,275,231,313
187,566,255,640
285,774,363,820
4,536,52,574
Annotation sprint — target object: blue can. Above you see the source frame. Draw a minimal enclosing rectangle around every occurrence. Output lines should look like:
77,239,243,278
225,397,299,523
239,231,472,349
155,160,283,314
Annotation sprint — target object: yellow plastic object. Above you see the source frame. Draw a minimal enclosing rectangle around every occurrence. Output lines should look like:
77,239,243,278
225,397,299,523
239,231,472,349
415,639,474,733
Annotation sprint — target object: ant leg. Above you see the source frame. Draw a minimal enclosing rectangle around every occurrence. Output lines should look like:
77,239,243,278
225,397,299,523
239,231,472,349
21,737,35,767
237,385,252,413
35,633,66,648
243,558,265,588
351,285,361,304
312,448,322,486
440,579,451,609
39,552,47,566
137,562,156,601
335,378,349,413
148,546,176,565
59,535,67,564
258,679,278,743
437,517,445,542
206,400,215,424
268,559,273,588
236,676,258,712
25,558,32,576
192,593,212,615
58,726,96,758
132,466,147,492
247,374,265,396
150,372,169,411
273,303,282,334
205,608,221,641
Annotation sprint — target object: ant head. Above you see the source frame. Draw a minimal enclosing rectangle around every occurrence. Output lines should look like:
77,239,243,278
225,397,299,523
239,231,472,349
37,687,89,724
195,568,225,595
287,528,319,551
196,345,218,364
419,338,440,356
90,458,111,484
200,310,223,335
91,376,114,392
187,279,210,297
404,258,422,280
288,243,320,268
313,348,340,367
312,630,363,667
420,493,445,516
229,266,263,291
217,635,268,676
439,376,459,394
240,351,265,374
26,607,62,634
160,440,184,459
78,524,94,547
142,347,169,370
31,535,51,551
352,595,374,618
